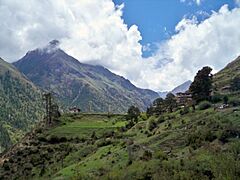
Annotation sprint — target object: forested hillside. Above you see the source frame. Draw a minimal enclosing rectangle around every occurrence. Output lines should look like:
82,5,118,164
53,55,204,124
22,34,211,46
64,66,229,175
0,58,44,152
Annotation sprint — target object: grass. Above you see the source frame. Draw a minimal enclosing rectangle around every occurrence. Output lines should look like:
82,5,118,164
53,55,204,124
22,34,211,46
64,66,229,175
47,114,127,138
1,107,240,179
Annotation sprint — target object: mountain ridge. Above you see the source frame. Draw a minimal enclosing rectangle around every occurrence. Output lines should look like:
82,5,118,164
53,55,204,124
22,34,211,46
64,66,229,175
158,80,192,98
13,41,159,113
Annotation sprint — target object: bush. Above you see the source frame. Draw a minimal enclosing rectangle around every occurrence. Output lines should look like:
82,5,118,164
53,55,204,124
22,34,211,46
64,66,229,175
219,127,240,143
180,107,189,115
147,118,157,131
223,96,229,104
96,139,112,147
38,135,47,142
211,94,222,103
157,116,165,123
139,113,148,121
47,135,60,144
228,99,240,107
198,101,212,110
141,150,152,161
154,150,168,161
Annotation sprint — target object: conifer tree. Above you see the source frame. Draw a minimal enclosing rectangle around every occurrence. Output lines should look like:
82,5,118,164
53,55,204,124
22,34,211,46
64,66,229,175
189,66,212,103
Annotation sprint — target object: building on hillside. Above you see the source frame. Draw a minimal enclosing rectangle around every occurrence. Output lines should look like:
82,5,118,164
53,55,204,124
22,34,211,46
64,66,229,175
175,92,192,106
69,106,81,113
220,85,231,93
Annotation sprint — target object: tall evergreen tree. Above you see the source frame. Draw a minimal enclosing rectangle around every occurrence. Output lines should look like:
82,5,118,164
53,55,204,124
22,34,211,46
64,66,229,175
189,66,212,103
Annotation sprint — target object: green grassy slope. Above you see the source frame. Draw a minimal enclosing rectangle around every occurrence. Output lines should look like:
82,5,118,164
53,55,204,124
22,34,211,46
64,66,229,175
213,55,240,93
1,109,240,179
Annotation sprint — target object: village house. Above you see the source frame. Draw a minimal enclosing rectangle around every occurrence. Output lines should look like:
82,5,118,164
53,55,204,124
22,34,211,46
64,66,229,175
69,106,81,113
175,92,192,106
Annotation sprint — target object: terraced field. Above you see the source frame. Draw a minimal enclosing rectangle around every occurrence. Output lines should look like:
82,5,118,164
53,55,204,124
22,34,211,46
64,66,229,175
46,114,127,138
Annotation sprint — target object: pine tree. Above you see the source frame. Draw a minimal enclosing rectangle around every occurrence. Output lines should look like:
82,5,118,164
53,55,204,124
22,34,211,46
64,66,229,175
189,66,212,103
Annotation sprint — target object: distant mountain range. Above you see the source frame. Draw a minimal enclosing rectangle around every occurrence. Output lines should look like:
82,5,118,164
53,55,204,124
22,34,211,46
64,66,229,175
158,80,192,98
13,40,159,113
0,58,43,152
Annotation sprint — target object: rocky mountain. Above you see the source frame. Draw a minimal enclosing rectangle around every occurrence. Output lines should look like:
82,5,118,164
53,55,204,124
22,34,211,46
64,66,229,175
0,58,43,152
13,40,159,113
157,91,168,99
158,80,192,98
171,80,192,94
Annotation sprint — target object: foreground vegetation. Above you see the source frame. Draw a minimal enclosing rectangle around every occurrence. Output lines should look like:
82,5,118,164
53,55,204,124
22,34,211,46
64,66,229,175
1,106,240,179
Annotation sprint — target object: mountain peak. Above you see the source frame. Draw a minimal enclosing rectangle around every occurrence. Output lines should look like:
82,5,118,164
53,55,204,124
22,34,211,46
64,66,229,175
49,40,60,47
42,39,61,54
24,40,61,57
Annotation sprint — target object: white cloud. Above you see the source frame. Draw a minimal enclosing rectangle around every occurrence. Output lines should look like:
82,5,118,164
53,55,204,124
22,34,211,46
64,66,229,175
151,4,240,90
180,0,204,6
0,1,240,92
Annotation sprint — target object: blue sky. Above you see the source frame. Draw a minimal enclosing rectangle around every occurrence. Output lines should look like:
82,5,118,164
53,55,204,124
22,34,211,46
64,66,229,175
113,0,237,57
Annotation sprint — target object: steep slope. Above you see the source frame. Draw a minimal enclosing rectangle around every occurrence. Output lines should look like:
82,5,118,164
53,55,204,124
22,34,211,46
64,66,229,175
13,40,159,112
0,58,43,152
213,55,240,93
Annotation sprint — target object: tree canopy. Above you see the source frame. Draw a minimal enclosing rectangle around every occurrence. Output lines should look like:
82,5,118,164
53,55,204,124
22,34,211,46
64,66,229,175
165,93,177,112
126,106,140,121
189,66,212,103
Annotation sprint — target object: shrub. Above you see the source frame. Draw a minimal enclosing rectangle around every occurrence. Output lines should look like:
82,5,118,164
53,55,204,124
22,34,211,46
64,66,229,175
211,94,222,103
125,120,135,129
154,150,168,161
147,118,157,131
228,99,240,107
96,139,112,147
139,113,148,121
38,135,47,142
47,135,60,144
157,116,165,123
223,96,229,104
219,127,240,143
141,150,152,161
198,101,212,110
180,107,189,115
